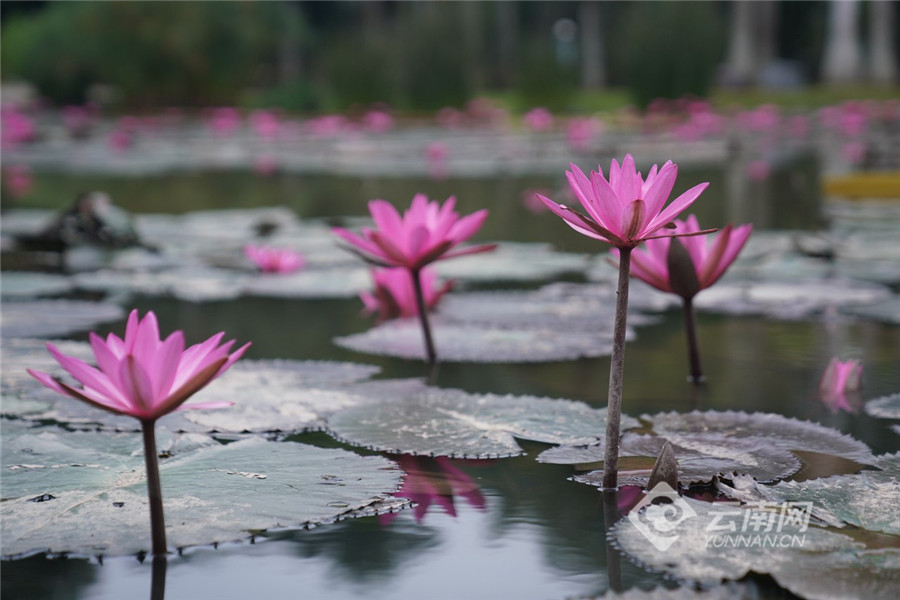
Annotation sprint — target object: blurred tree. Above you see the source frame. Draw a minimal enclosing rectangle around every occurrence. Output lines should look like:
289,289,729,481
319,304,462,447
1,1,305,107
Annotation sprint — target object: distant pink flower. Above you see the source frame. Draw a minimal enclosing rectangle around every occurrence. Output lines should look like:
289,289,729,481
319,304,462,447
306,114,348,137
244,244,305,273
62,105,96,137
361,267,453,321
626,214,753,299
381,455,486,525
746,159,771,181
536,155,709,249
332,194,496,271
818,357,863,413
1,105,35,148
27,309,249,422
737,104,780,133
566,117,601,151
524,107,554,131
249,110,281,140
3,164,33,198
254,155,279,176
426,141,449,180
363,109,394,133
207,107,242,136
841,141,866,165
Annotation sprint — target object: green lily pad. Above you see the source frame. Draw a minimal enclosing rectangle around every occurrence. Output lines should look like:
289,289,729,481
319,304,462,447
645,411,875,464
1,421,405,558
335,318,623,363
434,242,589,282
325,387,639,458
0,301,125,339
612,495,900,599
0,272,74,299
866,393,900,420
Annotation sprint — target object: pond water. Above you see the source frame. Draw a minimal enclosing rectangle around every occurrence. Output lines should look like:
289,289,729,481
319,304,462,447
2,160,899,600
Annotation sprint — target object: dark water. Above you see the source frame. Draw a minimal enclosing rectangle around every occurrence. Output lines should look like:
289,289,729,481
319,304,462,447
3,160,898,599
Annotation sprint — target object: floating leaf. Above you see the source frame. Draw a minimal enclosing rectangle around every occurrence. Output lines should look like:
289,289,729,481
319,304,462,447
841,298,900,324
242,266,372,299
865,393,900,420
645,411,875,464
611,495,900,600
0,301,125,339
335,317,624,363
0,272,74,299
326,387,639,458
434,242,589,282
541,433,801,486
437,283,658,332
1,421,405,558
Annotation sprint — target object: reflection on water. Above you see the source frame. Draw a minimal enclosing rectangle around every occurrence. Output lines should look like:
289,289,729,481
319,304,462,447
2,162,898,599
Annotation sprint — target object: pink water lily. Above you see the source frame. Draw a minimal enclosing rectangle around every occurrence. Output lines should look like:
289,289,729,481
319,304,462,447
361,267,453,322
536,155,709,249
27,309,250,422
244,244,305,273
628,214,753,299
332,194,495,270
333,194,495,365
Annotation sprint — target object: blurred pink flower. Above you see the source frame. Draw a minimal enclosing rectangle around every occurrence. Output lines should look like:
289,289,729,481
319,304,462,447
841,141,866,165
737,104,780,133
306,114,348,137
381,455,486,525
333,194,495,270
436,106,465,129
566,117,601,151
27,309,249,422
207,107,242,136
1,105,36,148
363,109,394,133
3,164,33,198
426,141,449,180
818,357,863,413
361,267,453,321
253,155,279,176
244,244,305,273
536,155,709,249
746,159,772,181
524,107,554,132
626,214,753,299
249,110,281,140
785,114,810,139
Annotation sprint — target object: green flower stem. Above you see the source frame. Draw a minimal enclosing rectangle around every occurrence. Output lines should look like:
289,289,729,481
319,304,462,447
410,267,437,366
682,296,704,385
602,246,631,490
141,419,168,556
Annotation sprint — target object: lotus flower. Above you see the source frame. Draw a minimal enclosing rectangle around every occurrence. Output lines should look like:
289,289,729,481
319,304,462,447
627,215,753,300
524,107,554,131
27,309,250,422
334,194,495,365
26,309,249,556
361,267,453,322
536,154,709,249
818,358,863,413
332,194,495,270
244,244,305,273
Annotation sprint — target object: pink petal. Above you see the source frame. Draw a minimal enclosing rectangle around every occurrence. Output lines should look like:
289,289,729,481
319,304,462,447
46,343,127,406
119,356,156,415
448,209,488,244
369,199,404,241
640,162,677,225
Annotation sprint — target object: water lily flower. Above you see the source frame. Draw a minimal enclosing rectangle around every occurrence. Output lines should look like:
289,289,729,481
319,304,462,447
361,267,453,322
524,107,554,131
27,309,250,555
333,194,495,364
623,214,752,383
818,357,863,413
244,244,305,273
536,154,709,249
540,155,710,490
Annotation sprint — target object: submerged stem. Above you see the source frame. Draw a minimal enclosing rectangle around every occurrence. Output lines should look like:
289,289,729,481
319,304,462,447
141,419,167,556
150,554,168,600
602,246,632,490
682,296,704,385
410,267,437,366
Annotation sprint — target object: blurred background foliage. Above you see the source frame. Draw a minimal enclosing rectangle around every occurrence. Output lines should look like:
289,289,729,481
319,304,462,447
0,1,896,112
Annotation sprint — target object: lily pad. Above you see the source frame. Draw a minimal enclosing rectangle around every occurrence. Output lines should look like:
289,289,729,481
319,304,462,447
841,298,900,324
542,433,802,486
0,272,74,299
645,411,875,464
865,393,900,420
611,495,900,599
1,421,405,558
434,242,589,282
0,301,125,339
335,317,624,363
242,266,372,299
325,387,639,458
437,283,658,332
72,266,249,303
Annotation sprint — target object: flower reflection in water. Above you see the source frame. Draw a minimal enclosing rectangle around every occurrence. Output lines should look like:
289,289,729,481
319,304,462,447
382,455,487,525
818,357,863,414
